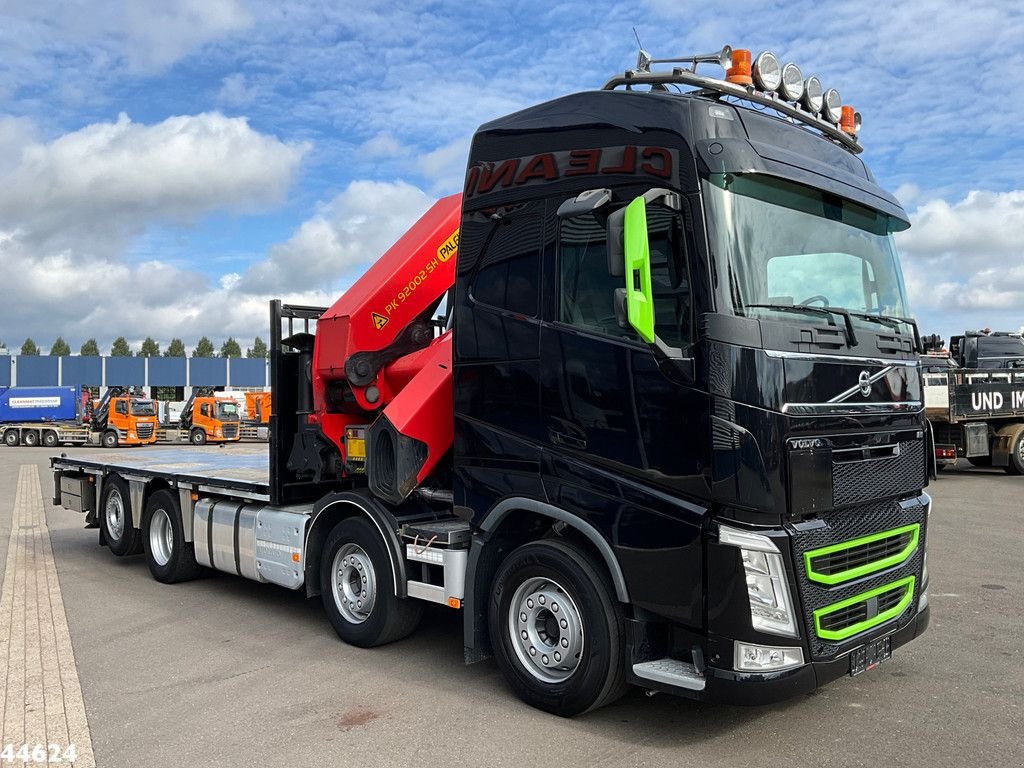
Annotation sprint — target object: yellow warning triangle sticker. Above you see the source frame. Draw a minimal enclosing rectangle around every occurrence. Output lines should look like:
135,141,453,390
372,312,389,330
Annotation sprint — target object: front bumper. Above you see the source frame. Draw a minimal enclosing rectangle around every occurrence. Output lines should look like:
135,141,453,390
697,605,929,705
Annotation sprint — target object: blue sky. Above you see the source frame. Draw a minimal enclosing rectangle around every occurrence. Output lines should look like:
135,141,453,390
0,0,1022,352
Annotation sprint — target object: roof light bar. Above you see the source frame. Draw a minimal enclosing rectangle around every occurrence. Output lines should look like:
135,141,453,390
603,42,863,152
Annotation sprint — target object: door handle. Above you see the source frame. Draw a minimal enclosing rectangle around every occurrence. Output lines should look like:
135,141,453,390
550,430,587,450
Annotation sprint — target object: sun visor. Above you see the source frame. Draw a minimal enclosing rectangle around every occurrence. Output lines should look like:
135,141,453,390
695,137,910,226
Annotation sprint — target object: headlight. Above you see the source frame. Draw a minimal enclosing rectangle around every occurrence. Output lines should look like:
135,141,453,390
128,432,136,439
801,75,823,114
779,62,803,101
752,51,781,91
822,88,843,123
734,641,804,672
720,525,799,637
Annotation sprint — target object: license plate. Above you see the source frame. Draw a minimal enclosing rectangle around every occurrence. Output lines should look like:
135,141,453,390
849,636,891,676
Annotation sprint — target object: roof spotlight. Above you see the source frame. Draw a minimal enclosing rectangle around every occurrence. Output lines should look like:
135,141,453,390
752,51,782,91
779,63,804,101
822,88,843,123
801,76,823,113
854,111,863,133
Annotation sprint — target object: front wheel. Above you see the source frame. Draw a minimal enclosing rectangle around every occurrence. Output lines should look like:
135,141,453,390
190,428,207,446
101,430,119,448
319,516,421,647
488,539,628,716
1005,431,1024,475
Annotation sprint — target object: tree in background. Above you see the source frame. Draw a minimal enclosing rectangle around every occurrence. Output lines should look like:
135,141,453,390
80,339,100,356
49,337,71,356
110,337,132,357
164,338,186,357
193,337,215,358
139,337,160,357
220,337,242,358
247,337,268,358
20,338,39,355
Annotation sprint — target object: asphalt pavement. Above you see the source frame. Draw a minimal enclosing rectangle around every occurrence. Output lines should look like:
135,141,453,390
0,447,1021,768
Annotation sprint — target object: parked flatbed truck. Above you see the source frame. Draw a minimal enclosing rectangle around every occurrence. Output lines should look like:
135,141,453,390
925,365,1024,472
52,44,931,716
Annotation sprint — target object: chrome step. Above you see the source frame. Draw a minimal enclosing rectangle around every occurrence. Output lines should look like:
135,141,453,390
632,659,706,691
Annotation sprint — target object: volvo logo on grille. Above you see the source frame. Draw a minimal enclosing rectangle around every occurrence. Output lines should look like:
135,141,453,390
858,370,872,397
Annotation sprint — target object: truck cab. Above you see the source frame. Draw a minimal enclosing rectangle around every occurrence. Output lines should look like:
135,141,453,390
181,394,242,444
104,395,159,447
950,331,1024,369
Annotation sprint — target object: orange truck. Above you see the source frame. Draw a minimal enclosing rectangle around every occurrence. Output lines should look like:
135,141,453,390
244,392,272,424
179,389,242,445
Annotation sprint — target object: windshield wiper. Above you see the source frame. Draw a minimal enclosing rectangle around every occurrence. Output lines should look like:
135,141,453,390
743,303,858,347
833,309,923,353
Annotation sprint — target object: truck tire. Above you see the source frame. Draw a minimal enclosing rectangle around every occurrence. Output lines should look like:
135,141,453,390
1006,430,1024,475
142,489,202,583
42,430,59,448
488,539,628,717
4,429,21,447
102,430,119,449
320,516,421,647
22,430,39,447
190,428,207,446
100,476,142,556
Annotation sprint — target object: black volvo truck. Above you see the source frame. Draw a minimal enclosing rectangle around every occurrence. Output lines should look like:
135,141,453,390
52,45,930,717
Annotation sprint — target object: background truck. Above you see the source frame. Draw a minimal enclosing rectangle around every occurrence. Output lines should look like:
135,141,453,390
925,363,1024,472
51,43,931,715
949,330,1024,370
174,388,242,445
3,385,158,448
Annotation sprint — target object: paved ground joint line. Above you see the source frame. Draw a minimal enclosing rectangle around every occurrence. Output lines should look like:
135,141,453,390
0,465,95,767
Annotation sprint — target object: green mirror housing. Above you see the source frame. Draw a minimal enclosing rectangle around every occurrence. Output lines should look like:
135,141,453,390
623,196,656,344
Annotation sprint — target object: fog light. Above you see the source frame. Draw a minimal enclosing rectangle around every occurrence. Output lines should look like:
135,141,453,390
734,642,804,672
918,589,929,612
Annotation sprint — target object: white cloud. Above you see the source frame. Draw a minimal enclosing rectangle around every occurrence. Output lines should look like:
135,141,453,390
0,112,309,250
897,189,1024,338
2,0,252,73
238,179,434,294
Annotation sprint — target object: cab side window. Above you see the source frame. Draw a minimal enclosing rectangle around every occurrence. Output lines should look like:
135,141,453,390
115,401,127,415
558,205,692,347
201,404,210,417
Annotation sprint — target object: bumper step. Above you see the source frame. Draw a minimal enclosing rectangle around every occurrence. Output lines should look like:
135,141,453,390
633,659,706,691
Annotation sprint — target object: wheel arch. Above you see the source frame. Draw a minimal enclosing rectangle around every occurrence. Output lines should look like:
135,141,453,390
303,490,408,599
463,497,631,663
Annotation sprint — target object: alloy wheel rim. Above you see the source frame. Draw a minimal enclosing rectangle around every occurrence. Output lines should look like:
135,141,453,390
105,491,125,540
507,576,585,683
149,508,173,566
331,543,377,624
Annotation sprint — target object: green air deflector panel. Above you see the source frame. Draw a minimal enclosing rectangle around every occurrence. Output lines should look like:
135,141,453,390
813,576,915,641
804,523,920,585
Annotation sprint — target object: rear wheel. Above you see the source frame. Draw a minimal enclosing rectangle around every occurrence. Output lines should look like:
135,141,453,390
42,430,59,448
142,489,202,583
489,539,628,716
101,430,119,448
22,430,39,447
1005,431,1024,475
4,429,20,447
190,428,207,446
100,476,141,556
319,516,421,647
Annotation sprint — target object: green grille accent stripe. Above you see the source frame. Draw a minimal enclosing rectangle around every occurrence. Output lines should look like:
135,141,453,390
804,523,920,585
813,576,916,642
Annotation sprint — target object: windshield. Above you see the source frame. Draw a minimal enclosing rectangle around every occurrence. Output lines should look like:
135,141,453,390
216,402,241,421
130,400,156,417
703,173,911,333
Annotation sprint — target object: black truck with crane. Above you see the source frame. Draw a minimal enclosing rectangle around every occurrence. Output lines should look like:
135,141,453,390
51,44,930,715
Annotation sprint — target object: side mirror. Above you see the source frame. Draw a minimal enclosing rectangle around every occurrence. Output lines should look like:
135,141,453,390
623,196,656,344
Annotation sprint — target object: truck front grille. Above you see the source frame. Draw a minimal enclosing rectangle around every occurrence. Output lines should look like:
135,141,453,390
222,424,239,439
804,524,919,585
136,423,154,440
790,497,926,659
813,577,915,641
832,439,925,507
